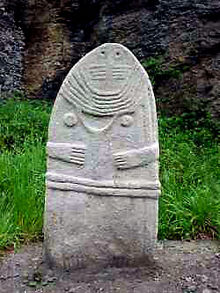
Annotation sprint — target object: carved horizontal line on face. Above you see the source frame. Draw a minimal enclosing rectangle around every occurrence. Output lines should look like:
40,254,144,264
112,65,132,69
79,71,123,97
90,73,106,76
79,66,137,97
89,65,106,69
112,71,129,74
68,74,128,101
113,77,126,80
91,77,106,80
90,72,106,74
89,65,132,70
89,69,106,73
90,73,106,77
112,68,130,70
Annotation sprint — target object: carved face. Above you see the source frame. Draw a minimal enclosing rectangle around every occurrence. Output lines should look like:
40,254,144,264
59,43,144,117
84,44,133,93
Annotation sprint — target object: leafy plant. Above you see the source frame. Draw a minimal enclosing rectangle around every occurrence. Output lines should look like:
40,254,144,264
142,56,183,86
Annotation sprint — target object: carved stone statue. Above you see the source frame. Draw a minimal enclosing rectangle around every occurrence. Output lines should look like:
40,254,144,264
44,43,160,269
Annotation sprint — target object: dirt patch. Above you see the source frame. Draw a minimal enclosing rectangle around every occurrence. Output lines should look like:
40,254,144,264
0,241,219,293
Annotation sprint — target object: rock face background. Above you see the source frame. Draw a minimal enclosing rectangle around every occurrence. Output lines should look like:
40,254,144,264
1,0,220,117
0,0,24,92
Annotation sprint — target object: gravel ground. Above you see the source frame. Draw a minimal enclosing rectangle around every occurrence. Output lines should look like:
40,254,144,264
0,241,219,293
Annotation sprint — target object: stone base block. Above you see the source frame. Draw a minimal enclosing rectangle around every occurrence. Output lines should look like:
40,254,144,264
44,189,158,270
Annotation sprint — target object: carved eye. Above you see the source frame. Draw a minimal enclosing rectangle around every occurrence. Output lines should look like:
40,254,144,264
115,50,122,59
64,113,78,127
120,115,133,127
100,50,106,58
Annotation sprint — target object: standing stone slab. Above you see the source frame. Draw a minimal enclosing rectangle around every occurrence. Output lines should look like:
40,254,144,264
44,43,160,269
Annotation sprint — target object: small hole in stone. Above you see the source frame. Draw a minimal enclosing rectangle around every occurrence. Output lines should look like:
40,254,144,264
116,52,120,56
101,51,105,55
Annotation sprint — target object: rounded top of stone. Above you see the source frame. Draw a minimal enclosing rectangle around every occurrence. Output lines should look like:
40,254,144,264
59,43,149,117
77,43,141,68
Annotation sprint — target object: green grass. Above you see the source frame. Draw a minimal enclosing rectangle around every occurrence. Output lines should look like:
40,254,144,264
0,142,45,248
0,98,219,249
0,98,50,248
159,117,220,240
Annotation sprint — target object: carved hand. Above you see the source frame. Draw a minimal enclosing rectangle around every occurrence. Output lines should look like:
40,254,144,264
47,142,86,166
113,143,159,170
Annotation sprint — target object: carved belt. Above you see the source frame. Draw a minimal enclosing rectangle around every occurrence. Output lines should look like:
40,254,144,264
46,172,160,199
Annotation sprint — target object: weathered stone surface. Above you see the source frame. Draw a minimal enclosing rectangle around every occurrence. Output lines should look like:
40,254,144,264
44,43,160,270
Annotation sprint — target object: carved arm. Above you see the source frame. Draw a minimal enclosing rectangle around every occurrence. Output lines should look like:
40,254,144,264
47,142,86,166
113,143,159,170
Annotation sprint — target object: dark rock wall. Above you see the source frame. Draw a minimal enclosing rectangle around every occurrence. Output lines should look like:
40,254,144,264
1,0,220,117
0,0,24,92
